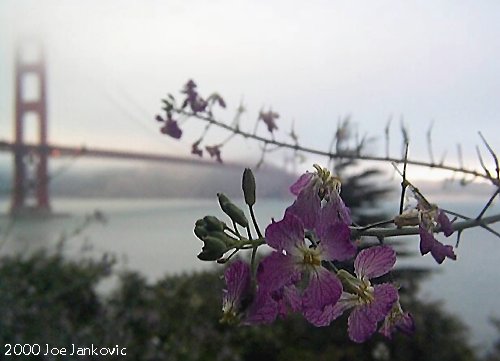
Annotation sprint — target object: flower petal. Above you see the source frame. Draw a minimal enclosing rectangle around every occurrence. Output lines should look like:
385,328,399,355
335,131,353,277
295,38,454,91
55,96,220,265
397,312,416,335
244,289,278,325
354,245,396,279
303,303,336,327
282,285,302,313
290,172,314,196
380,310,415,339
419,226,434,255
430,242,457,264
318,222,356,261
257,252,301,293
285,183,321,230
347,285,398,342
365,284,399,322
303,268,342,310
348,306,378,343
438,210,454,237
302,268,343,326
420,226,457,264
272,285,302,318
161,119,183,139
320,192,352,225
265,212,305,253
223,260,251,307
330,292,358,320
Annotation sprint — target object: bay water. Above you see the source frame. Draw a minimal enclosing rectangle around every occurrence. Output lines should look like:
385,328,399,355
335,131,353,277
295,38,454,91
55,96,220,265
1,196,499,351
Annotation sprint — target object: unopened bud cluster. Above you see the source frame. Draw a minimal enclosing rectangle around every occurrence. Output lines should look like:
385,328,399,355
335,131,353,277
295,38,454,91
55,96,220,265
194,216,236,261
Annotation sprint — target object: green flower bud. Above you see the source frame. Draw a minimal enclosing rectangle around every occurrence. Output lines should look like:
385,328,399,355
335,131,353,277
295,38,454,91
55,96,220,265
223,203,248,228
194,225,208,240
203,215,226,232
242,168,256,206
209,231,237,247
217,193,231,208
217,193,249,227
337,269,363,294
197,236,227,261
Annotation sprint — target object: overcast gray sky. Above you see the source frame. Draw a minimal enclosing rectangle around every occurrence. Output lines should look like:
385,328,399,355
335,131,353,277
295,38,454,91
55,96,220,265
1,0,499,179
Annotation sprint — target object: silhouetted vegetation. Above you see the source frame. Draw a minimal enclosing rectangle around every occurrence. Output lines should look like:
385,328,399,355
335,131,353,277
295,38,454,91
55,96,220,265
0,253,480,361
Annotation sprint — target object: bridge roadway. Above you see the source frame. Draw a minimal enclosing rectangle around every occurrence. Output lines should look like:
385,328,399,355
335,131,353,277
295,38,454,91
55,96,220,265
0,140,238,168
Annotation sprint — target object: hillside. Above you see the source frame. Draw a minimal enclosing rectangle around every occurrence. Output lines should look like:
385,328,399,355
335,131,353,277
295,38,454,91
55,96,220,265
0,161,296,199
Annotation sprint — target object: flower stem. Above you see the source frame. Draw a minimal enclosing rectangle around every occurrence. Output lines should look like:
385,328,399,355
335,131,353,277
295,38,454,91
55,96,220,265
249,205,263,239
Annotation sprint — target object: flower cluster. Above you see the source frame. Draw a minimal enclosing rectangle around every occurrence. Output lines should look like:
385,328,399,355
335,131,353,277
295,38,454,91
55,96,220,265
395,189,456,264
156,80,227,160
197,165,420,343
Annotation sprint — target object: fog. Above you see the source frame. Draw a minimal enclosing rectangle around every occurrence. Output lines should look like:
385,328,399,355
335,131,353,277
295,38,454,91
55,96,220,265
1,0,500,177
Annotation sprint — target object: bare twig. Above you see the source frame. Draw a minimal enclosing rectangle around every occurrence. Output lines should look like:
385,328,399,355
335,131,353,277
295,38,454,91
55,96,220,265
427,121,435,164
476,188,500,220
476,145,492,179
172,108,492,181
385,116,391,159
442,208,500,238
399,143,409,215
479,131,500,181
400,117,409,158
351,213,500,239
457,143,464,169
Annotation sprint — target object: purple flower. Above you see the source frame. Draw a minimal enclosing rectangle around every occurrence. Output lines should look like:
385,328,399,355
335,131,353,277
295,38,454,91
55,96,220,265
259,212,344,326
285,167,356,260
258,109,279,133
419,206,456,264
181,79,208,114
399,190,456,264
159,118,183,139
221,260,252,324
379,300,415,339
221,260,278,325
437,210,454,236
271,285,302,319
289,172,314,196
285,174,321,229
205,145,223,163
286,166,352,230
191,139,203,157
419,226,456,264
330,245,399,343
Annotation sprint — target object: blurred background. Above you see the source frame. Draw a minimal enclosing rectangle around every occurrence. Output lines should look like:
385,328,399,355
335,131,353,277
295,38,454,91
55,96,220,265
1,1,500,359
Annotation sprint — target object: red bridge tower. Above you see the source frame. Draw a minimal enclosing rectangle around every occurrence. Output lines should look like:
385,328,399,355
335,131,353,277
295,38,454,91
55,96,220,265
10,43,50,215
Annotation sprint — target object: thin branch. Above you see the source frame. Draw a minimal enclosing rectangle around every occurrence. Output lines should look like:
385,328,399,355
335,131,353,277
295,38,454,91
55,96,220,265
173,108,494,181
476,145,492,179
400,117,409,157
426,120,435,164
457,143,464,169
439,150,447,166
399,143,409,215
476,188,500,220
479,131,499,181
357,219,395,232
385,116,391,159
442,208,500,238
351,213,500,239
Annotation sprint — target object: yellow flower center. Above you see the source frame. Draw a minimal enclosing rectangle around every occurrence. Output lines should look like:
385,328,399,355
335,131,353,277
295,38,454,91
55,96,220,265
356,278,375,305
301,248,322,267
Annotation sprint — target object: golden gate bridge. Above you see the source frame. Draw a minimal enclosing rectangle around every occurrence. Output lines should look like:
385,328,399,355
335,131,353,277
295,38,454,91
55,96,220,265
0,43,231,216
